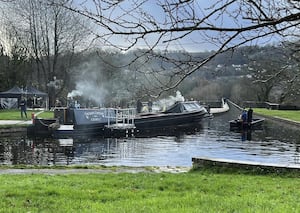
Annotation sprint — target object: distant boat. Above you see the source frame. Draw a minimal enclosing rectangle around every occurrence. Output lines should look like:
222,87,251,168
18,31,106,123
209,98,229,114
134,101,209,131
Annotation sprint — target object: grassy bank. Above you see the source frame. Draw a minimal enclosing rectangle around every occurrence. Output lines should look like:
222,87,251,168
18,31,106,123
0,169,299,212
0,109,53,120
254,108,300,122
1,108,299,123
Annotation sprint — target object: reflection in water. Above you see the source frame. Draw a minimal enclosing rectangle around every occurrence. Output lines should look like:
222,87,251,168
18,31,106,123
240,130,252,141
0,137,75,166
0,108,299,166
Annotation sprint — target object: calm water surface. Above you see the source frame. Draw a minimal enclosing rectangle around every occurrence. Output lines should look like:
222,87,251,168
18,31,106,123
0,108,299,166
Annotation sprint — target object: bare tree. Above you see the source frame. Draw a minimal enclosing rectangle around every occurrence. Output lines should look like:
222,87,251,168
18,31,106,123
278,41,300,104
0,28,30,89
57,0,300,97
246,46,288,102
0,0,91,106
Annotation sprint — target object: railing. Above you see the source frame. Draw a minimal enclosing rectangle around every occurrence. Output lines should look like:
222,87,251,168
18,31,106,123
105,108,136,129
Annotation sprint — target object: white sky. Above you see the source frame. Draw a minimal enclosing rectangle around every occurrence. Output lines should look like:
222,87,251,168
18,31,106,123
73,0,285,52
0,0,290,53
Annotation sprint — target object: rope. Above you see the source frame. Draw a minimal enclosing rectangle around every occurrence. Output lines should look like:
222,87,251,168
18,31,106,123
33,110,58,128
226,99,243,111
36,118,53,127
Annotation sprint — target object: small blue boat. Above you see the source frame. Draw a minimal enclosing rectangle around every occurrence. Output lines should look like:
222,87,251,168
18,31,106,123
229,118,265,131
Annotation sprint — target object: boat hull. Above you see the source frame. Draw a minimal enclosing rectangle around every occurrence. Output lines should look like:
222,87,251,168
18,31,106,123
27,101,209,138
134,110,207,130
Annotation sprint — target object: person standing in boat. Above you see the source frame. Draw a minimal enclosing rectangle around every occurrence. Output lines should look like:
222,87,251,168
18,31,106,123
55,99,62,107
247,107,253,124
136,99,142,113
241,108,247,123
148,100,153,112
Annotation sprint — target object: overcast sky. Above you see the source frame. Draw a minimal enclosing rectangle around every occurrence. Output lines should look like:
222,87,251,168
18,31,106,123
0,0,286,53
74,0,283,52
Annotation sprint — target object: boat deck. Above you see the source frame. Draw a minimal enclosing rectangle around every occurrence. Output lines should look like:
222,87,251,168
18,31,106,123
58,125,74,131
105,123,136,130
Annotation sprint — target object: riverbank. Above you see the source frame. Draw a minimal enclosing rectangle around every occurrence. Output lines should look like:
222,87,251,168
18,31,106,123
0,107,299,127
253,108,300,122
254,110,300,127
0,120,31,135
0,108,299,211
0,109,48,134
0,168,299,212
0,166,190,174
226,99,300,127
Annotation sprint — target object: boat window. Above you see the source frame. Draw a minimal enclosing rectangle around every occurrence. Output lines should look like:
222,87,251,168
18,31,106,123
183,102,200,111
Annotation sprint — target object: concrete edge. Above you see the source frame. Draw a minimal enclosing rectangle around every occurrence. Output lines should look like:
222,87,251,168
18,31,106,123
192,157,300,172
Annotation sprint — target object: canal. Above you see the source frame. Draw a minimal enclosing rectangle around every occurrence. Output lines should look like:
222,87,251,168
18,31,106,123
0,106,299,167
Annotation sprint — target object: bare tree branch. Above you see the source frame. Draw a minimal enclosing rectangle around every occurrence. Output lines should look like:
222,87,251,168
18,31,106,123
52,0,300,97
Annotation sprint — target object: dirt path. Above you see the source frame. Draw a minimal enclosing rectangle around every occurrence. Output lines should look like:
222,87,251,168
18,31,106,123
0,166,191,175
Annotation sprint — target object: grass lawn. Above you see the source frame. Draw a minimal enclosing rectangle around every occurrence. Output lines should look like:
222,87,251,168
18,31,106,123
254,108,300,122
1,108,299,123
0,109,54,120
0,169,299,212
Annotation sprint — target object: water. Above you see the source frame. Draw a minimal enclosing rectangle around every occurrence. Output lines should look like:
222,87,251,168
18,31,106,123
0,108,299,166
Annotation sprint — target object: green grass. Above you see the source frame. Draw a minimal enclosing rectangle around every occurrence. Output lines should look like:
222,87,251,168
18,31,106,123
0,170,299,212
0,109,54,120
254,108,300,122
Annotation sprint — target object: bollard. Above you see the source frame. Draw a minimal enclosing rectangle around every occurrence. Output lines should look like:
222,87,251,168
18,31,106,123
31,113,35,124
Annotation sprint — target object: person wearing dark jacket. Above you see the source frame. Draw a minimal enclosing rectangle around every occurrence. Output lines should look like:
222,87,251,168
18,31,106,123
136,100,143,113
247,107,253,123
241,109,247,123
148,100,153,112
19,98,27,119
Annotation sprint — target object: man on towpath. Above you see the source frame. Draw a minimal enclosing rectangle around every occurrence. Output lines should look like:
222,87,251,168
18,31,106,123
19,98,27,119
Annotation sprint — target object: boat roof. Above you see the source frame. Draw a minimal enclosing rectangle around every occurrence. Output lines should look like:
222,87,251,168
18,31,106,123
164,101,204,113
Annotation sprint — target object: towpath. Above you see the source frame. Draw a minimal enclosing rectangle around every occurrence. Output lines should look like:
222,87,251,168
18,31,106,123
0,110,43,125
226,99,300,127
0,120,32,125
0,166,191,175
